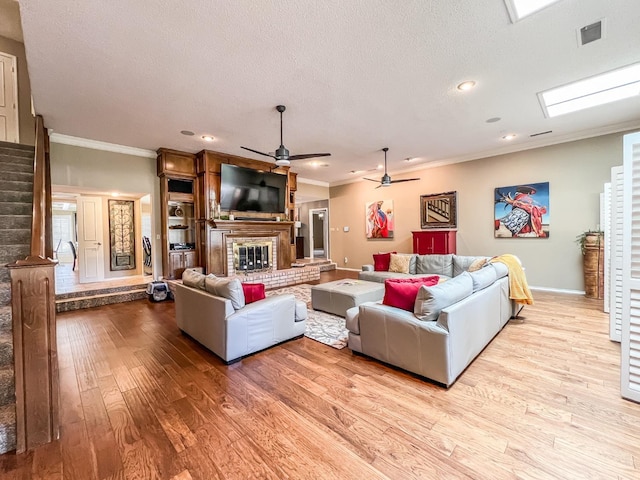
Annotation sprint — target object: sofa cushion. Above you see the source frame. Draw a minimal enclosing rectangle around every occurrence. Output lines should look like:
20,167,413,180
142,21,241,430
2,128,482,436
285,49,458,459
241,283,266,304
182,269,206,290
416,254,454,276
453,255,489,276
383,276,440,312
359,271,416,283
373,251,396,271
469,267,497,292
388,254,411,274
205,276,246,310
414,271,473,321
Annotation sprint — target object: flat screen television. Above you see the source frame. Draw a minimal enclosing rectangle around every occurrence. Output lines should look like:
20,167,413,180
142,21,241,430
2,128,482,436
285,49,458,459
220,163,287,213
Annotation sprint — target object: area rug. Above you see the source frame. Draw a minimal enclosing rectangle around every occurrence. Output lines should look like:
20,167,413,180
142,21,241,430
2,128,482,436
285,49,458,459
266,284,349,349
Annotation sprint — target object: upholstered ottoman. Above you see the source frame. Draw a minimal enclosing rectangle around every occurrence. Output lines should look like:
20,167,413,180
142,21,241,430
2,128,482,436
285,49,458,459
311,280,385,317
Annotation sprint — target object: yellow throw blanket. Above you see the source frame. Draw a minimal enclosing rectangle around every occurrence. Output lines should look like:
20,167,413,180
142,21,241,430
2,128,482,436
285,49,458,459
489,254,534,305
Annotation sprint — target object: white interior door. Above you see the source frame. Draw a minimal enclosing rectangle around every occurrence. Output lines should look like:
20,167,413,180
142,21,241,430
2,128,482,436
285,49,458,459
621,131,640,403
77,196,105,283
602,183,611,314
0,52,19,143
610,166,624,342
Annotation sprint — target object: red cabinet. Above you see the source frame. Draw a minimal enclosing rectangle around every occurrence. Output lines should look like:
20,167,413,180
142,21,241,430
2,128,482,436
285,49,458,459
412,230,457,254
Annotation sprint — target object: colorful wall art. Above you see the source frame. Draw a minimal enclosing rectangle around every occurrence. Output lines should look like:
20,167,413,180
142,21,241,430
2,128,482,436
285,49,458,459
494,182,549,238
366,199,394,239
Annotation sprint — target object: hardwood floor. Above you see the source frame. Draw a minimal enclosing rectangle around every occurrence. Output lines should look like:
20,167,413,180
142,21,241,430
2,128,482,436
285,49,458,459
2,272,639,479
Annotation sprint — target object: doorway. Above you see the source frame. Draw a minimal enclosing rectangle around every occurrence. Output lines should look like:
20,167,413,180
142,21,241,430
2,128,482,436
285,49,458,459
309,208,329,259
0,51,19,143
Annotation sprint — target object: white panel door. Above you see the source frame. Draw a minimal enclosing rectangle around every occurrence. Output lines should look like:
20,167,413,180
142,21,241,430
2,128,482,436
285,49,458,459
622,131,640,402
77,196,105,284
602,183,611,314
610,166,624,342
0,52,18,142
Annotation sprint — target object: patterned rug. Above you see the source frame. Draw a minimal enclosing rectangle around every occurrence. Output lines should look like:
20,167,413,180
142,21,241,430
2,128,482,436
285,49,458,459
266,284,349,349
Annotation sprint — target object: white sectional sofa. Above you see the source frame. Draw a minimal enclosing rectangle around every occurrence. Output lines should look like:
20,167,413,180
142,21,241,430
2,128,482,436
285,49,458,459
347,254,519,387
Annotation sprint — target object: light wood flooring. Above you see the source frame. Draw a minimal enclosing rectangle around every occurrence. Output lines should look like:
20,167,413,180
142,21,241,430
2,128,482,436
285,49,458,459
2,272,639,479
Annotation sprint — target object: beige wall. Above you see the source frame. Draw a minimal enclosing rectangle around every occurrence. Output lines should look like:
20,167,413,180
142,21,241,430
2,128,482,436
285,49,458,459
296,180,330,202
0,35,35,145
50,142,162,278
330,132,628,291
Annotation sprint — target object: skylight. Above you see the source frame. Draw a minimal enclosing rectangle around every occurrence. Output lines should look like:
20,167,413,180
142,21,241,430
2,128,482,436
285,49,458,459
505,0,562,22
538,63,640,118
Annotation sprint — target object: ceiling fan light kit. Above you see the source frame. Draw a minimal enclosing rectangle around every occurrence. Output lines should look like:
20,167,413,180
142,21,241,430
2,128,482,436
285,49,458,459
364,147,421,188
241,105,331,167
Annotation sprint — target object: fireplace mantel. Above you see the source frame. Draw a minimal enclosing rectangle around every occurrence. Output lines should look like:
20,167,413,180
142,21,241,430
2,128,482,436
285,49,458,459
204,220,294,275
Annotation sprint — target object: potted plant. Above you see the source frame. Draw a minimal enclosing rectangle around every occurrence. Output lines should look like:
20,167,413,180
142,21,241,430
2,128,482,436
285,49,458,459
576,229,604,299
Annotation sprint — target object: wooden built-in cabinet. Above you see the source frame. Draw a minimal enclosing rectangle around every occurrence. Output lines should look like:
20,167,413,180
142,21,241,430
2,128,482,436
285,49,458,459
412,230,457,254
158,148,298,278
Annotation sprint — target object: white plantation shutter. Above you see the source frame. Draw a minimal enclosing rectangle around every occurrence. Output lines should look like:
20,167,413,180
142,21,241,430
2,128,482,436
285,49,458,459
602,184,611,313
610,166,624,342
622,131,640,402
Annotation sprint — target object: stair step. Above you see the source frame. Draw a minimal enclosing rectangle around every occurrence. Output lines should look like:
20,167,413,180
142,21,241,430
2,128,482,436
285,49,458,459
0,153,33,166
0,191,32,204
0,403,16,454
0,367,15,408
0,229,31,247
0,306,10,334
0,202,31,216
56,288,149,312
1,180,33,193
0,332,13,369
1,171,33,183
319,262,337,272
56,282,149,300
0,215,31,230
0,288,10,310
0,245,31,265
0,140,35,152
0,161,33,174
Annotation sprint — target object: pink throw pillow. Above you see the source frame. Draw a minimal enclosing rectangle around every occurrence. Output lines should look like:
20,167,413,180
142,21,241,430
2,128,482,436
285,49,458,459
373,251,397,271
383,276,440,312
241,283,266,304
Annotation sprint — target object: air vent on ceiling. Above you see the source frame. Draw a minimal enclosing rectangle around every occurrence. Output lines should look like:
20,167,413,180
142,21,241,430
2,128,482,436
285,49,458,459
579,20,603,46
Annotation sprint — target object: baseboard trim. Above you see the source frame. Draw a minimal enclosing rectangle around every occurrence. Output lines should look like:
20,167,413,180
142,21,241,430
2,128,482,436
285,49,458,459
529,286,585,295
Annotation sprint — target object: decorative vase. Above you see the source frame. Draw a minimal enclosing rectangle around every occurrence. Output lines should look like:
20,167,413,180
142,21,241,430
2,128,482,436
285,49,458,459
583,232,604,299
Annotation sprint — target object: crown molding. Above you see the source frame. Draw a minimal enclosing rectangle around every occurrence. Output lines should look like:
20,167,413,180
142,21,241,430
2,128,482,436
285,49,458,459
297,176,330,187
49,133,156,159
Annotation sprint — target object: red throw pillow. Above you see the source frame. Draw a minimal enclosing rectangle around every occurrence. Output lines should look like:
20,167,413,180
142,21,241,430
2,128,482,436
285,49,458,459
373,251,397,271
383,276,440,312
241,283,266,304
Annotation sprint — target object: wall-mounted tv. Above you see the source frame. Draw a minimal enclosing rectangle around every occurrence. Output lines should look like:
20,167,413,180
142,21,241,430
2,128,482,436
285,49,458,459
220,163,287,213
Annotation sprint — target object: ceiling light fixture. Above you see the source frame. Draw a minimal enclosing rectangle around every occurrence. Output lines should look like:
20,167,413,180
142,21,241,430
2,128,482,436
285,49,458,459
504,0,562,22
202,135,215,142
457,81,476,91
538,62,640,118
502,134,517,141
180,130,195,136
377,164,383,170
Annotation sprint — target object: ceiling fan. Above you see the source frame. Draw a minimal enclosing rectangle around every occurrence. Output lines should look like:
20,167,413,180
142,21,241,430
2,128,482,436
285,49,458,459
364,147,420,188
241,105,331,167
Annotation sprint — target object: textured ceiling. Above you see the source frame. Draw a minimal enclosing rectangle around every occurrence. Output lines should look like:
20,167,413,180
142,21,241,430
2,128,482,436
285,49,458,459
17,0,640,185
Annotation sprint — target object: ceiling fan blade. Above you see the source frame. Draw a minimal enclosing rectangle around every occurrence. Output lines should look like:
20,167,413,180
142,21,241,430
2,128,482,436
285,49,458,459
241,146,276,159
363,177,380,183
390,178,421,184
288,153,332,161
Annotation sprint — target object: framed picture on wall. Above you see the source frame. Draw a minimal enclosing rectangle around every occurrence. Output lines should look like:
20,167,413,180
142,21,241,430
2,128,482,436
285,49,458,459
494,182,549,238
365,199,394,239
420,191,457,229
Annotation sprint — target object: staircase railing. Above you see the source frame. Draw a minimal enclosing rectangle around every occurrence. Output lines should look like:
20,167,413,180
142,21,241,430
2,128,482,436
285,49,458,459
7,114,59,453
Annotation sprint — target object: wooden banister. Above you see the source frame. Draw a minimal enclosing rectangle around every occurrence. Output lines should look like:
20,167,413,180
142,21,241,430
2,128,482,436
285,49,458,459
31,115,52,258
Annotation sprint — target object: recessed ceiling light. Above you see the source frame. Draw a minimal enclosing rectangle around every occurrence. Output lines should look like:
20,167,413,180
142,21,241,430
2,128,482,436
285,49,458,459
112,192,120,197
486,117,501,123
457,81,476,91
538,62,640,118
180,130,195,136
309,161,329,168
502,134,517,141
504,0,562,22
377,164,384,170
202,135,215,142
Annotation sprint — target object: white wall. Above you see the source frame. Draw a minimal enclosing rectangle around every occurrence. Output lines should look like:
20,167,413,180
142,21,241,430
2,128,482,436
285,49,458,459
329,131,628,292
